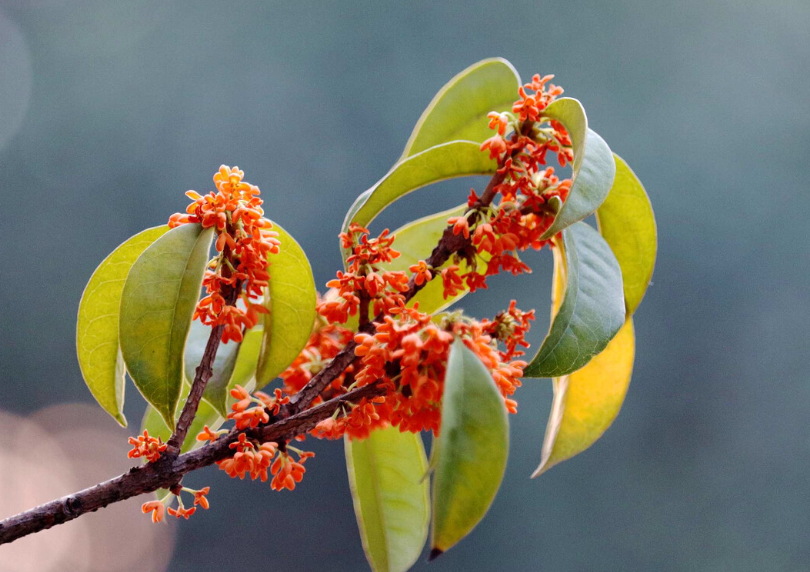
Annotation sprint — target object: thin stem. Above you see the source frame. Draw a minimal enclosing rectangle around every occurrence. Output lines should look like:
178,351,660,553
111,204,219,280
167,284,240,454
0,382,385,546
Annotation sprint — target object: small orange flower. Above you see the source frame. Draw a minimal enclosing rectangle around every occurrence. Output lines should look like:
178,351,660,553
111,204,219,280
192,487,210,510
141,500,165,523
127,430,167,463
196,425,221,443
167,505,196,520
408,261,432,286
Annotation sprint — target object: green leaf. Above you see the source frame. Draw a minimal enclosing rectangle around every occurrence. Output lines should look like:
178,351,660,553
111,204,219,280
76,226,169,426
183,319,240,417
255,222,317,389
431,339,509,556
341,141,497,265
383,205,483,316
533,318,635,476
595,154,657,315
401,58,520,158
523,222,625,379
230,328,263,391
345,427,430,572
540,98,616,239
119,224,214,429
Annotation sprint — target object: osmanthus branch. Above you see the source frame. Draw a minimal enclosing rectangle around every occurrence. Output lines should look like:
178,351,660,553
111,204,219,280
0,122,531,548
0,381,386,546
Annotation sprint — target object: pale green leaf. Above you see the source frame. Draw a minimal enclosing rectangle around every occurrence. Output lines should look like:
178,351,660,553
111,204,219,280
534,318,635,476
256,222,317,389
596,154,657,315
540,98,616,239
383,204,483,316
345,427,430,572
401,58,520,158
119,224,214,429
230,328,263,391
76,226,169,426
431,339,508,556
523,222,624,378
341,141,497,265
183,319,240,417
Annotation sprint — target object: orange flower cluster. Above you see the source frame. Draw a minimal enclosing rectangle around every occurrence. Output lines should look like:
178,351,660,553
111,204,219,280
318,224,409,324
214,433,314,491
127,430,167,463
168,166,281,343
430,74,575,299
280,322,355,403
228,385,289,430
141,487,210,523
309,301,531,440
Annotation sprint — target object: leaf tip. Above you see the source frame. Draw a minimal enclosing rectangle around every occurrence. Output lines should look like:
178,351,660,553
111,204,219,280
428,547,444,562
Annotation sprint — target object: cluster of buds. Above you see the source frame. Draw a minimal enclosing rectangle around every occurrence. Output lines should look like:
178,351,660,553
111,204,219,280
228,385,290,430
211,433,314,491
169,166,281,343
317,224,409,324
307,300,531,440
126,430,167,463
420,74,576,298
141,486,210,523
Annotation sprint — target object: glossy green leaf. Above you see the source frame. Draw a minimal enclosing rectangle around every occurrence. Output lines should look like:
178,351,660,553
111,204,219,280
431,339,509,556
383,204,483,316
401,58,520,158
533,318,635,476
256,222,317,389
341,141,497,265
119,224,214,429
182,320,240,417
345,427,430,572
540,98,616,239
76,226,169,426
596,154,657,315
523,222,624,379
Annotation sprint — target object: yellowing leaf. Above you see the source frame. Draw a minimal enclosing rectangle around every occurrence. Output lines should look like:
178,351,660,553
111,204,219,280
431,339,508,557
256,222,317,389
533,318,635,477
540,98,616,239
345,427,430,572
76,225,169,426
119,223,214,429
401,58,520,158
596,154,657,315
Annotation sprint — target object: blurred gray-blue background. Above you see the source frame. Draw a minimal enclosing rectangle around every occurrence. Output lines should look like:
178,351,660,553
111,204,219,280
1,1,809,570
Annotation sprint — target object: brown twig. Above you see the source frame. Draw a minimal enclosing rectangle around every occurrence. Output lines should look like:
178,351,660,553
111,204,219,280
167,284,240,454
0,382,385,546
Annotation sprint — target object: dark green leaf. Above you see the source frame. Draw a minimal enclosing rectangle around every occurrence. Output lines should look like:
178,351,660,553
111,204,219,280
540,98,616,239
523,222,624,378
431,339,508,555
